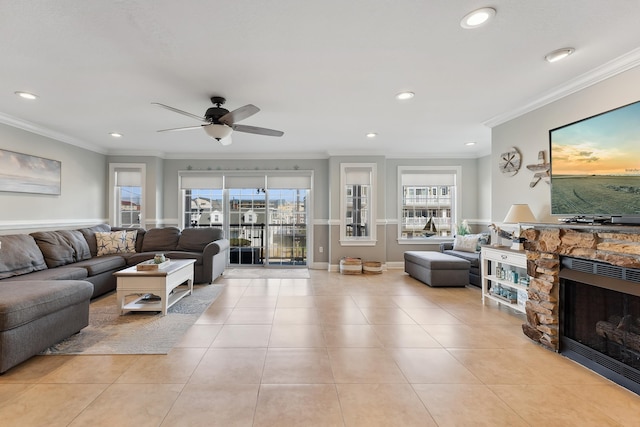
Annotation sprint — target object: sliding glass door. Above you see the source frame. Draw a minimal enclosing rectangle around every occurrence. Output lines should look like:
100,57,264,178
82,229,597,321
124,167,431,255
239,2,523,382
228,188,266,265
179,171,312,268
267,188,308,266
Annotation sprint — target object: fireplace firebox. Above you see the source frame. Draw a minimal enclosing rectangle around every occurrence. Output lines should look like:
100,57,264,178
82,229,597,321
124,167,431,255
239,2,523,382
560,257,640,394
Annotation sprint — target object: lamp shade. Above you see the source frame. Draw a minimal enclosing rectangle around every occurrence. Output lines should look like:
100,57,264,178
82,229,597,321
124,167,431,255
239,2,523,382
503,204,537,224
203,123,233,141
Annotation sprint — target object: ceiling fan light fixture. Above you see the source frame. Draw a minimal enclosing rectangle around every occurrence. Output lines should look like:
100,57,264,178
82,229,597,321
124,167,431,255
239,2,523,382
15,91,38,100
460,7,496,29
203,123,233,141
545,47,575,63
395,91,415,100
218,137,233,146
366,132,377,138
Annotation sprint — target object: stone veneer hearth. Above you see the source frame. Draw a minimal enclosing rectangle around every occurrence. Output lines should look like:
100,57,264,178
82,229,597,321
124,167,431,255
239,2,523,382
520,224,640,351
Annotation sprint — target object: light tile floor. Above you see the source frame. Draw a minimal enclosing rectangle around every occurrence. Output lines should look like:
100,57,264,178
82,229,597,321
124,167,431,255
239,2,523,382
1,269,640,426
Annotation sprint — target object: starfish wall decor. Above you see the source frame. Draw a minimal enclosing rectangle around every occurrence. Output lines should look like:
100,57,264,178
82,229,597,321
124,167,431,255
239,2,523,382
526,150,550,187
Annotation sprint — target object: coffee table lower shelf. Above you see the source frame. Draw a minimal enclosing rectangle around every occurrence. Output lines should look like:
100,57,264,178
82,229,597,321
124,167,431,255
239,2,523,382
121,287,191,314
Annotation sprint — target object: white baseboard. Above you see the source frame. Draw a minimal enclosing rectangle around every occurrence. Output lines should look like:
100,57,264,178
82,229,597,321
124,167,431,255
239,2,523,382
386,261,405,270
309,262,330,270
328,262,400,272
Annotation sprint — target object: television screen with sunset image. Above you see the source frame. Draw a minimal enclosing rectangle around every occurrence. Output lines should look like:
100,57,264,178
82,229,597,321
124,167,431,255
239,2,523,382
549,100,640,217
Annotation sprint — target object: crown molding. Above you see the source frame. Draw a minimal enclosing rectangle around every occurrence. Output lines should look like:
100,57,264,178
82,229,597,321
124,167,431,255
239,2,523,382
484,47,640,128
0,112,107,154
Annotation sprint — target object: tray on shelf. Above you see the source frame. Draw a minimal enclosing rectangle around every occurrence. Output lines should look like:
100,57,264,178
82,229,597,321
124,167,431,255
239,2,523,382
136,259,170,271
490,292,517,304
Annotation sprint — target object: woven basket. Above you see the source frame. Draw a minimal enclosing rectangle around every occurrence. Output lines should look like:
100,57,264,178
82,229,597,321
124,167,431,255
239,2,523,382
340,257,362,275
363,261,382,274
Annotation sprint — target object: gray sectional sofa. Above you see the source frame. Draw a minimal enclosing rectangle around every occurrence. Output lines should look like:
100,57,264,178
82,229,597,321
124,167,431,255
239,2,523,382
439,235,490,287
0,224,229,373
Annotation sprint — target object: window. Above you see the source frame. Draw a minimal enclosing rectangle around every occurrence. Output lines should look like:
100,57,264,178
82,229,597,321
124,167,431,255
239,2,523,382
340,163,376,246
109,164,145,227
179,173,224,229
398,166,461,241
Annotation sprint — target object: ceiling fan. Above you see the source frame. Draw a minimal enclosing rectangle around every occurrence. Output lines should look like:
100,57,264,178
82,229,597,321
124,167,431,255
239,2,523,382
153,96,284,146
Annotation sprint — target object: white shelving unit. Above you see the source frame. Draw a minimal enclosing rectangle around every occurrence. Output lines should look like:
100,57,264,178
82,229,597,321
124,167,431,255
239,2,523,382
481,246,528,313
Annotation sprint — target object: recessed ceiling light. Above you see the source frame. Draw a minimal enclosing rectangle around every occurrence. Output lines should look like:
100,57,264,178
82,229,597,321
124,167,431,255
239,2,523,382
110,132,123,138
465,142,476,146
545,47,575,63
366,132,378,138
460,7,496,29
395,91,415,100
15,91,38,100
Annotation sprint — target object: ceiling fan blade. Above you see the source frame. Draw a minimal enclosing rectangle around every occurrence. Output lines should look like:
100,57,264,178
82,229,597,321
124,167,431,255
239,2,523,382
157,125,204,132
232,124,284,137
218,104,260,126
152,102,207,122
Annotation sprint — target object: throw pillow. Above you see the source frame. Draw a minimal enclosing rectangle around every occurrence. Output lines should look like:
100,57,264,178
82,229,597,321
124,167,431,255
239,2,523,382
453,234,480,253
96,230,137,256
476,233,491,251
78,224,111,256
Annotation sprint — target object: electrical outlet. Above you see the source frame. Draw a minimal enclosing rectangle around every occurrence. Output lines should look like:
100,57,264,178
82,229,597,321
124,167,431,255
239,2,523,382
319,246,323,253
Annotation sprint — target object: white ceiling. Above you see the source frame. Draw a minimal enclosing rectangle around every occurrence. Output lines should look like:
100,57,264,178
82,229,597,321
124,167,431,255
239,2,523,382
1,1,639,159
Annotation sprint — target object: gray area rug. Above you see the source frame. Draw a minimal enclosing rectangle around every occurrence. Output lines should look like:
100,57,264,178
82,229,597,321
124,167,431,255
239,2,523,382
41,284,224,355
224,268,310,279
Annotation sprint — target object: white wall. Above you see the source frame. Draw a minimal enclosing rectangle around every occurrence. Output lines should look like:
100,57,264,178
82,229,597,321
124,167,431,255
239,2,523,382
491,65,640,223
0,124,107,233
476,154,491,222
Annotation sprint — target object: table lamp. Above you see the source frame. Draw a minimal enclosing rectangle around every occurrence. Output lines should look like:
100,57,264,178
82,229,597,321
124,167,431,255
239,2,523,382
503,204,537,250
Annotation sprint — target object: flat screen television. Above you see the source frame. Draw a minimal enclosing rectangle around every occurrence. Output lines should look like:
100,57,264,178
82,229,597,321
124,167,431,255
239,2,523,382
549,100,640,223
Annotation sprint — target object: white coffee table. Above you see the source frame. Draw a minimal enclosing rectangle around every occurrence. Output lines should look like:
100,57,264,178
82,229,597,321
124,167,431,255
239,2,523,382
114,259,196,315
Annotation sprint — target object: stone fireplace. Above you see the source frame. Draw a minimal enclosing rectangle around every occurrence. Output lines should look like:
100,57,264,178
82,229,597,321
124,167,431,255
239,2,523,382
520,225,640,394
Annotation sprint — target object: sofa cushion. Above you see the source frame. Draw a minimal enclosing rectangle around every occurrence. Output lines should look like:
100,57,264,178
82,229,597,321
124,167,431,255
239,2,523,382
96,231,137,256
442,249,480,268
123,252,155,266
0,280,93,331
62,255,126,276
78,224,111,256
0,234,48,279
30,231,77,268
177,228,223,252
57,230,92,261
141,227,181,252
4,267,88,281
165,251,203,265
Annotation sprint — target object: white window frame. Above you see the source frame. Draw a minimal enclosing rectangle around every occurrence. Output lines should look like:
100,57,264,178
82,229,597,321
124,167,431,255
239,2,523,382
397,165,461,244
177,169,315,263
340,163,377,246
108,163,146,228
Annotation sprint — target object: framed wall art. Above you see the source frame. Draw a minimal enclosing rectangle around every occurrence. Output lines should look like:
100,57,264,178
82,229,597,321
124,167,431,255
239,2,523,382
0,149,61,195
